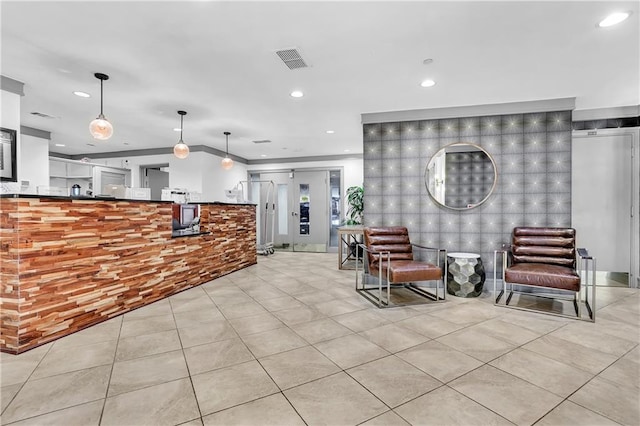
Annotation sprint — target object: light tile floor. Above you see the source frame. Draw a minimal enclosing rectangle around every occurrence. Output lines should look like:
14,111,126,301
1,252,639,426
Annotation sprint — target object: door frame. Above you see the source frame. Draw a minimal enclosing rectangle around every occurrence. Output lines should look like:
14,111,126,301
248,166,345,253
139,164,169,188
572,128,639,288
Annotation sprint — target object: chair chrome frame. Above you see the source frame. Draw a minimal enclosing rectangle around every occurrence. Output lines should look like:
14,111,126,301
355,243,447,308
493,247,596,322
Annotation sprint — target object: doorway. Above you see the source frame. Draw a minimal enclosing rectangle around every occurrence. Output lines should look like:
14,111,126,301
251,168,341,253
140,164,169,200
572,129,639,287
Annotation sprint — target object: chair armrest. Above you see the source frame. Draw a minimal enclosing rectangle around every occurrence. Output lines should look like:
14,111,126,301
577,248,593,260
357,243,389,256
411,243,445,253
357,244,391,263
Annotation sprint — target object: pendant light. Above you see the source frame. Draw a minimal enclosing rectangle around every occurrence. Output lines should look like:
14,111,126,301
173,110,190,159
221,131,234,170
89,73,113,140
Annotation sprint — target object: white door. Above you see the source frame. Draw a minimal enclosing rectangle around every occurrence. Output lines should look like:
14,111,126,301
572,132,633,279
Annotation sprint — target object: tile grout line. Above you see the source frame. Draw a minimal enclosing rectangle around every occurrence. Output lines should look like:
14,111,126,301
171,294,208,424
0,340,55,419
97,316,123,425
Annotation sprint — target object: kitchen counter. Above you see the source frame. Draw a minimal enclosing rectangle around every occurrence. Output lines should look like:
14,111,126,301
0,193,255,206
0,195,256,354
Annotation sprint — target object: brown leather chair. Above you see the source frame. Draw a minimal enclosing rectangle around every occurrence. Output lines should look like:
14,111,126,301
356,226,446,307
494,227,595,321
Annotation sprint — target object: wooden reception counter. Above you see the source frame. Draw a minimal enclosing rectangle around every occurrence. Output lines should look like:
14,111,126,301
0,195,256,354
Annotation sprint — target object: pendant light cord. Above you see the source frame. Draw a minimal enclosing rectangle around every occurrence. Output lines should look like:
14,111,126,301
180,114,184,142
100,78,104,115
224,131,231,156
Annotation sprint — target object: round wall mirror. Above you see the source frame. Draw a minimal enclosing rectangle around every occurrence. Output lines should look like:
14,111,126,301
425,143,497,210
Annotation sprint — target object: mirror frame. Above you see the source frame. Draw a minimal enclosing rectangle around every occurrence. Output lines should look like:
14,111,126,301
424,142,498,211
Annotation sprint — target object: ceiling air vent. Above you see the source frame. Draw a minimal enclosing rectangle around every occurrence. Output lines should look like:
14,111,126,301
275,48,308,70
253,140,272,144
30,111,55,119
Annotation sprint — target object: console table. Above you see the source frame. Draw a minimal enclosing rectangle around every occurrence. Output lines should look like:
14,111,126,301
337,225,365,270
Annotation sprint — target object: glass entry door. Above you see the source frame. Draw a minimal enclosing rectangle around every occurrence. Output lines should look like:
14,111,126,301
252,170,329,253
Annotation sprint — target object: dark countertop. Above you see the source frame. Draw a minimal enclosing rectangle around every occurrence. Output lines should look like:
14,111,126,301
0,194,256,206
171,230,212,238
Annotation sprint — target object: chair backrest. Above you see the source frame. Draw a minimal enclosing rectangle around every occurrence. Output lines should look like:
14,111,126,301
511,227,576,268
363,226,413,268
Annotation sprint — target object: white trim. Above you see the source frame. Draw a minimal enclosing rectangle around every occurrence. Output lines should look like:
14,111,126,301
1,75,25,96
573,105,640,121
361,98,576,124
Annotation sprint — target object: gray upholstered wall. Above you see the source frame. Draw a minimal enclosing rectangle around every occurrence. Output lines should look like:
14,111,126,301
362,110,572,272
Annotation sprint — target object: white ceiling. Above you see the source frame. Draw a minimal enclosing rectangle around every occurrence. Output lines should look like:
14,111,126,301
2,0,638,160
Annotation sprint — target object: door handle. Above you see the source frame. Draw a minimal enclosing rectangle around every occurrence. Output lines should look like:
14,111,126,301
291,212,298,216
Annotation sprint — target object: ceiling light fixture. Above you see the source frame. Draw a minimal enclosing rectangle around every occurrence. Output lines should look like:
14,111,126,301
326,130,335,134
221,131,234,170
173,128,181,132
290,90,304,98
89,73,113,140
598,12,630,27
55,143,65,147
173,110,189,159
420,79,436,88
73,91,90,98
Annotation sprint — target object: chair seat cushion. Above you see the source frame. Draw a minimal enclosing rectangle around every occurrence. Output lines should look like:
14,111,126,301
381,260,442,283
505,263,580,292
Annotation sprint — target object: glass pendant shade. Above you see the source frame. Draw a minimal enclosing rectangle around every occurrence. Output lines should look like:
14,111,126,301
90,73,113,140
174,141,189,159
173,110,189,159
221,157,234,170
89,114,113,140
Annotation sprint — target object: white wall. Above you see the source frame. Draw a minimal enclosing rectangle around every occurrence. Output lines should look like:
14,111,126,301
249,157,364,192
20,134,49,190
98,150,249,201
199,154,248,202
97,152,362,204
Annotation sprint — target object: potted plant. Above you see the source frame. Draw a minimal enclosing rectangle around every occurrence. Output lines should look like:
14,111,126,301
345,185,364,258
345,185,364,225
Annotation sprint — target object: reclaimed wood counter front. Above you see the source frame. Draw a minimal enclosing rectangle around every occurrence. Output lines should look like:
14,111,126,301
0,195,256,354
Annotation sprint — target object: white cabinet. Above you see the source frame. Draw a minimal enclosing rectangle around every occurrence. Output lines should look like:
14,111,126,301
48,157,131,196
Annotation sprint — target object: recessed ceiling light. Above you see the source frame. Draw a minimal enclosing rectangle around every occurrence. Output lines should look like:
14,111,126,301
73,91,90,98
173,128,181,132
290,90,304,98
326,130,335,134
598,12,630,27
420,79,436,88
260,154,267,157
344,149,351,152
55,143,65,147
